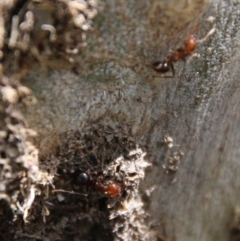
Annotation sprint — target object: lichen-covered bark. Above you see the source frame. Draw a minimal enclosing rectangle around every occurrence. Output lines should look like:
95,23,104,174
1,0,240,240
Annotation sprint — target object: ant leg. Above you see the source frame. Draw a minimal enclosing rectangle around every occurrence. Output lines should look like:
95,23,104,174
186,53,200,63
197,28,216,43
52,189,88,196
170,63,175,77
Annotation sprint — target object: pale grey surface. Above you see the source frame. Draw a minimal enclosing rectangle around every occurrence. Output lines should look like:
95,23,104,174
22,0,240,240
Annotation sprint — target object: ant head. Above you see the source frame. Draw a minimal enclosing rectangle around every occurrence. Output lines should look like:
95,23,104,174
77,172,89,184
185,34,197,53
152,61,170,73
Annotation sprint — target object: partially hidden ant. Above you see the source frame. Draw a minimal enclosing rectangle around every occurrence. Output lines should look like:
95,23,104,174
53,168,122,198
152,27,216,77
77,172,121,197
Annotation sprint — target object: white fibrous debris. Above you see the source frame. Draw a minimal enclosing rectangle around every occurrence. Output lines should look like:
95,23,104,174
17,185,36,223
1,86,18,103
0,74,41,223
41,24,57,42
5,0,99,62
19,11,34,32
105,147,151,241
62,0,98,29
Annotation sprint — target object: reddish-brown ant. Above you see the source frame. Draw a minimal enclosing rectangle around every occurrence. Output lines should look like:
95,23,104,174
54,167,121,198
152,28,215,76
77,172,121,197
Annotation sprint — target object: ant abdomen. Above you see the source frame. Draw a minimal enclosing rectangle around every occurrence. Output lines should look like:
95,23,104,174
152,61,171,73
77,172,89,184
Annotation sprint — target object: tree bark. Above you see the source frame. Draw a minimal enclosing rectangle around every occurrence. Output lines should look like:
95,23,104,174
1,0,240,241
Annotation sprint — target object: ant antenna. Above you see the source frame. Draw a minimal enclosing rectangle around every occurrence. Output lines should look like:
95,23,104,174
52,189,88,196
197,28,216,43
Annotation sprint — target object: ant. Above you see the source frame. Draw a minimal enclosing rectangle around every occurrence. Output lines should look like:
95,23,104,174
77,172,121,197
152,27,216,76
53,172,122,197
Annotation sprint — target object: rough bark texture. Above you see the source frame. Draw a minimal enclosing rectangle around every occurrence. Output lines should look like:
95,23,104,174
1,0,240,241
